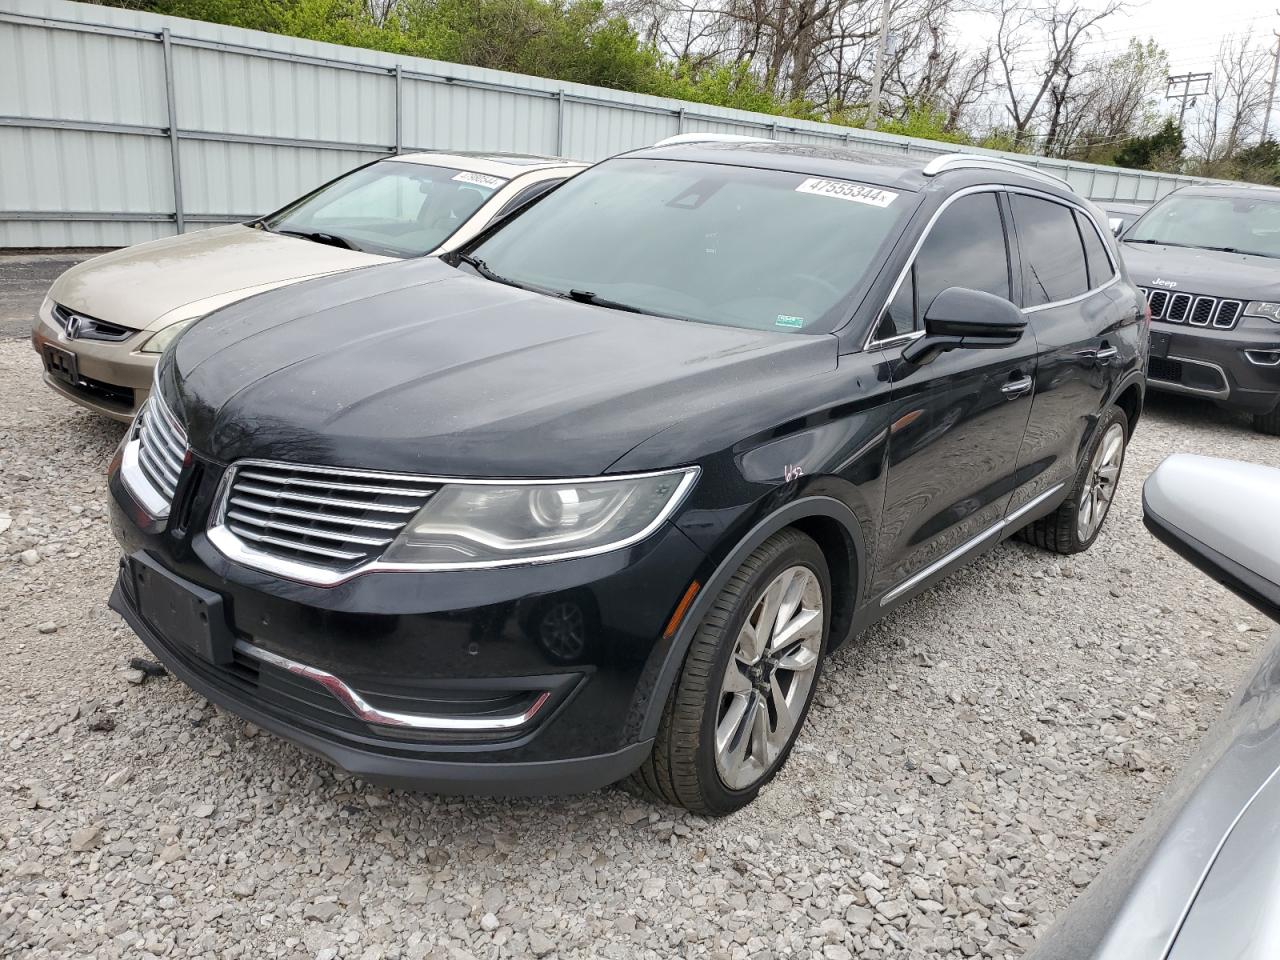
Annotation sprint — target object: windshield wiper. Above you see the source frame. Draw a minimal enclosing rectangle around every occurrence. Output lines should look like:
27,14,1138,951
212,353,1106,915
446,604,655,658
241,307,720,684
1124,239,1197,247
277,229,360,251
454,253,533,291
565,289,646,314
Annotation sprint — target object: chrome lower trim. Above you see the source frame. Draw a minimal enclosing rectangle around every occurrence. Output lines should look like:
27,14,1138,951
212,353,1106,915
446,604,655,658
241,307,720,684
120,433,173,519
1148,355,1231,399
880,482,1066,607
1245,349,1280,367
235,640,551,732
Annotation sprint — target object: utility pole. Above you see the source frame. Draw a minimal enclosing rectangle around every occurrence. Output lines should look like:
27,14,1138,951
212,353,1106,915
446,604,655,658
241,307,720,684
867,0,892,130
1165,72,1212,127
1262,18,1280,143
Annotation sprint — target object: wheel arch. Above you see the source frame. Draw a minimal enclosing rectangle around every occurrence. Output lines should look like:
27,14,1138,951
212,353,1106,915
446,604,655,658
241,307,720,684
1113,371,1145,437
631,496,869,743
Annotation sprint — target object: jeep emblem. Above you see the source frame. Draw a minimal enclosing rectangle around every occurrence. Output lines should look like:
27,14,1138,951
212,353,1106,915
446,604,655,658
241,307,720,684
1151,278,1178,289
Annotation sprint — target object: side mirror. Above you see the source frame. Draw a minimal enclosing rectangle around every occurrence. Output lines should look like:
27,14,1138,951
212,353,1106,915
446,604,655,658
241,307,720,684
1143,454,1280,621
902,287,1027,365
1109,217,1125,237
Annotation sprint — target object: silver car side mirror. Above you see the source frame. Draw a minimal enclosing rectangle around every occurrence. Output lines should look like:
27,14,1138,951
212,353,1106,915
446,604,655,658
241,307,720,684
1144,454,1280,621
1109,217,1125,237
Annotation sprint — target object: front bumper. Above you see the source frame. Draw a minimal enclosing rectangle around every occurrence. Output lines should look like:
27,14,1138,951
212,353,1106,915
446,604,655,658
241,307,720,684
1147,320,1280,414
106,451,709,795
31,299,154,421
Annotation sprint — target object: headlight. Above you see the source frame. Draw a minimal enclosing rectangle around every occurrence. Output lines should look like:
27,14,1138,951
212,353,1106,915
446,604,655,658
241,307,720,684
140,317,198,353
1244,301,1280,323
381,467,699,566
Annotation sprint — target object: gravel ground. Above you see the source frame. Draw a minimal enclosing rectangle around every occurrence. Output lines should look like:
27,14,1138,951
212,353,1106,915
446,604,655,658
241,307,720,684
0,254,96,340
1,337,1277,960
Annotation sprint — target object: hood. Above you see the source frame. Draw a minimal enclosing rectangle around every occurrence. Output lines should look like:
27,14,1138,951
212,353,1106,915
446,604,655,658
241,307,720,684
1120,242,1280,300
165,258,838,477
49,225,391,331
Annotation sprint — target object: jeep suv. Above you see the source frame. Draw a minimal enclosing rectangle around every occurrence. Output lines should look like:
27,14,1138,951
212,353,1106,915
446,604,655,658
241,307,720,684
106,143,1147,814
1121,184,1280,434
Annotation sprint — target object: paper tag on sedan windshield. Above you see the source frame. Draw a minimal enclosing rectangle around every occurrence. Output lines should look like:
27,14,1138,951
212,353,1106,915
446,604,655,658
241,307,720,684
795,178,898,207
452,171,505,189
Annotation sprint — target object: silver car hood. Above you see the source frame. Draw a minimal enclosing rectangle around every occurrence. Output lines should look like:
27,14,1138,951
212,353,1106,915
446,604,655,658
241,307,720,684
47,224,391,331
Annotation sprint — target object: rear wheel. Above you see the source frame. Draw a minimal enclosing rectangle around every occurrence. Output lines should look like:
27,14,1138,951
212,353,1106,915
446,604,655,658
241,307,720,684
1254,407,1280,436
624,529,830,815
1018,405,1128,555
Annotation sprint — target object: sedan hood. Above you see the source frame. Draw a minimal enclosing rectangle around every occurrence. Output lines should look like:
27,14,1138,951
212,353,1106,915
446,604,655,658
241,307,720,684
1121,242,1280,299
167,258,838,477
49,225,391,332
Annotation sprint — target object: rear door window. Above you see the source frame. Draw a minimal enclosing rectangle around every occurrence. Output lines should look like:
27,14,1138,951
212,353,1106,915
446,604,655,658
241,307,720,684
1010,195,1091,306
1076,211,1115,288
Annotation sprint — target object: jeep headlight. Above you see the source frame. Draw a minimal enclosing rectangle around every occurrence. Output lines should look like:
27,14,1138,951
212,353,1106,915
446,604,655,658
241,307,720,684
381,468,699,567
140,317,198,353
1244,301,1280,323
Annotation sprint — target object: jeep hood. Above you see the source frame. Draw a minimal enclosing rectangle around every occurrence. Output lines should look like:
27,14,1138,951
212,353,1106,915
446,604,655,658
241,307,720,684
1122,242,1280,299
49,224,391,332
164,258,838,478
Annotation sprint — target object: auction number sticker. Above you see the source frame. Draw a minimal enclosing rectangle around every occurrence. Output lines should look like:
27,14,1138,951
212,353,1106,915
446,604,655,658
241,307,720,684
795,178,898,207
452,171,506,189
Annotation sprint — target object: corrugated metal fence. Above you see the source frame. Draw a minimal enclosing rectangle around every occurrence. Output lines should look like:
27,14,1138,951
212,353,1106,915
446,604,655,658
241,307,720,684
1,0,1223,248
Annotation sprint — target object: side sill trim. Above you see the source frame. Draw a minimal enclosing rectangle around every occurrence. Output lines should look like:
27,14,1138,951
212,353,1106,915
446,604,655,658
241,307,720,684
880,482,1066,607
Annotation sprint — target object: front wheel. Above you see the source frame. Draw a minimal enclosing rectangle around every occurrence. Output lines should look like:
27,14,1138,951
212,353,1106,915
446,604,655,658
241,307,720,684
1018,405,1128,555
624,529,830,815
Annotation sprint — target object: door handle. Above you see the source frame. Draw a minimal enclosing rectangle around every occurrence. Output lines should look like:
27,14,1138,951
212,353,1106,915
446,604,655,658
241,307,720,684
1001,375,1033,398
1096,345,1118,360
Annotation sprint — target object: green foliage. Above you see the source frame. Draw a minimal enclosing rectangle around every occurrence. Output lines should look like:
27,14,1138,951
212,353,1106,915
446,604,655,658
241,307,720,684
1113,119,1185,172
1227,139,1280,186
873,105,972,146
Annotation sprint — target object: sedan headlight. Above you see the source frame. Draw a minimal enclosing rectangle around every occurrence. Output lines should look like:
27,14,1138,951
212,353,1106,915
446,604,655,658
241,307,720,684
140,317,198,353
381,468,699,566
1244,301,1280,323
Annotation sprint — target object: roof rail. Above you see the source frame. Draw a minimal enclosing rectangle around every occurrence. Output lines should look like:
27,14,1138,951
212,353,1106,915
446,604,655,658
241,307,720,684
653,133,774,147
922,153,1073,191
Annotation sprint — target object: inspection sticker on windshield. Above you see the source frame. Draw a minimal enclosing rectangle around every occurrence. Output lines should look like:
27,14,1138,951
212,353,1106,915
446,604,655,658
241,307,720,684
452,171,505,189
795,178,898,207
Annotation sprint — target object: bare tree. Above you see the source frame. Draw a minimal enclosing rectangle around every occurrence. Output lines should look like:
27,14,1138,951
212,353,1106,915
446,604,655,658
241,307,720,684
1190,31,1274,171
985,0,1127,147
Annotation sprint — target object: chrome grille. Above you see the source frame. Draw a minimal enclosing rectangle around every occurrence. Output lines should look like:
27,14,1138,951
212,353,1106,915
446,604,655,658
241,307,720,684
52,303,136,342
135,396,187,508
215,462,438,570
1139,288,1244,330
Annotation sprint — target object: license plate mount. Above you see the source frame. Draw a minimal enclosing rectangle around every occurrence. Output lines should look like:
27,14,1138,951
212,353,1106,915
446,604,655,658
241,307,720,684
42,344,79,385
130,552,234,665
1149,331,1171,360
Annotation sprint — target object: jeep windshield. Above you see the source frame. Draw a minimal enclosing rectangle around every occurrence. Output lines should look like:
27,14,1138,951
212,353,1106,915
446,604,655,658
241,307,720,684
262,160,508,258
461,157,911,334
1126,193,1280,259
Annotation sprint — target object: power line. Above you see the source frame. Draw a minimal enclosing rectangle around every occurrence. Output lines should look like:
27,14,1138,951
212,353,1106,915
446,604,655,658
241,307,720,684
1166,72,1212,126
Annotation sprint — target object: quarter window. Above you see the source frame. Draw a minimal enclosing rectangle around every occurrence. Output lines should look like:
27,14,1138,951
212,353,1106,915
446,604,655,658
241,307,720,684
1011,195,1090,306
1076,210,1115,288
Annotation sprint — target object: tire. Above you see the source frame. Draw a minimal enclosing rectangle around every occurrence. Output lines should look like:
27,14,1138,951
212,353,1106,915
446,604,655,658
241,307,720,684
624,529,831,815
1254,407,1280,436
1017,405,1129,555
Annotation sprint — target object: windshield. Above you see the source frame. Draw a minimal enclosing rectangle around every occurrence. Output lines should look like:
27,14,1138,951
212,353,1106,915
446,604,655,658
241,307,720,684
263,160,508,258
465,157,910,334
1126,193,1280,259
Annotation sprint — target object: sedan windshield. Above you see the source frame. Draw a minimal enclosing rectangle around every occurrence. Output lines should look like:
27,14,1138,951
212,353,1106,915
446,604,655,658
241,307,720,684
263,160,508,258
1126,193,1280,259
465,157,911,334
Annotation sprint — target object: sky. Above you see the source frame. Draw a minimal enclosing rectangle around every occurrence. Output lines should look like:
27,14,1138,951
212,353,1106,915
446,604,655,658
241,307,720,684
954,0,1278,74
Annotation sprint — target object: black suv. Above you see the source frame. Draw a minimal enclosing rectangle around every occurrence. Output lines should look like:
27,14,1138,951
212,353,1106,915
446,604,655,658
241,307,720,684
1121,184,1280,434
107,143,1147,814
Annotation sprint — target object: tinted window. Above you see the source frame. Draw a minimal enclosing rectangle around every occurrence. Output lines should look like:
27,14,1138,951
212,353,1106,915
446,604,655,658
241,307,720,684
914,192,1011,319
1076,211,1114,287
1011,195,1090,306
876,265,916,340
470,158,910,335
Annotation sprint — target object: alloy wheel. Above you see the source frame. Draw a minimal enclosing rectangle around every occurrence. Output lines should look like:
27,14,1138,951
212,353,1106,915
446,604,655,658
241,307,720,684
714,565,823,791
1077,422,1125,541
